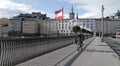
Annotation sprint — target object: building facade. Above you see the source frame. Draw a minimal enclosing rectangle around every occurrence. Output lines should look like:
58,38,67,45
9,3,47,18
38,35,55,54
95,18,120,36
56,18,96,36
39,19,57,36
107,20,120,35
2,25,9,37
56,19,71,36
8,18,22,36
0,18,8,36
17,12,49,19
22,18,40,36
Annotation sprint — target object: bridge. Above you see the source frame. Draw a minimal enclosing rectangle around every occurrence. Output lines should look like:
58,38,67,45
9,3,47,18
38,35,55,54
0,36,120,66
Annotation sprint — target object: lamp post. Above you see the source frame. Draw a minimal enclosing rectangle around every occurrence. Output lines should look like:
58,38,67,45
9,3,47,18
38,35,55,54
101,5,104,42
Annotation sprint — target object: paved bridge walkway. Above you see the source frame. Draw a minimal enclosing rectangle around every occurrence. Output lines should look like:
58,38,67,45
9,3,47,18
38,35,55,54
16,37,120,66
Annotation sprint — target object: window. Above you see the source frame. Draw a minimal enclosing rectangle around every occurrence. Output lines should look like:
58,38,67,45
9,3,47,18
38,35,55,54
62,27,64,29
65,27,67,29
59,27,60,29
69,26,71,29
91,24,93,26
67,31,68,32
83,24,85,26
72,20,76,22
59,24,60,27
87,24,89,28
91,26,93,30
65,24,67,26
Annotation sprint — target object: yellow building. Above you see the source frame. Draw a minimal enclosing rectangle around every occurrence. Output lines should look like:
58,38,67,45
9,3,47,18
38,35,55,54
0,18,8,36
22,18,40,36
0,18,8,25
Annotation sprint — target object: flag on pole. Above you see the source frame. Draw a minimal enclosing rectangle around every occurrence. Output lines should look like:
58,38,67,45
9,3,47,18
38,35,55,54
54,9,63,20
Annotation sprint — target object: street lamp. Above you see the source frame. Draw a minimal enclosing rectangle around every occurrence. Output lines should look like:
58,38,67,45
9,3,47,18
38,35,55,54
101,5,104,42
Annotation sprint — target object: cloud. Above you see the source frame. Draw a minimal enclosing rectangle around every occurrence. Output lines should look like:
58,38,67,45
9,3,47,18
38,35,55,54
79,13,94,18
59,0,120,18
0,0,57,19
1,0,120,19
0,0,38,18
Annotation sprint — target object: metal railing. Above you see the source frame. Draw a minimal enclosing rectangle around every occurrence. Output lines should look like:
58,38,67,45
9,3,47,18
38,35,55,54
104,37,120,58
0,36,74,66
0,35,92,66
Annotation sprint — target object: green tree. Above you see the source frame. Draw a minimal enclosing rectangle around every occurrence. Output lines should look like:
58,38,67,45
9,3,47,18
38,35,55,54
72,26,81,35
81,28,87,33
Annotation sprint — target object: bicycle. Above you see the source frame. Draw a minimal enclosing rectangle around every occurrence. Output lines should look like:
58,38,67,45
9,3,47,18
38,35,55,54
77,41,83,51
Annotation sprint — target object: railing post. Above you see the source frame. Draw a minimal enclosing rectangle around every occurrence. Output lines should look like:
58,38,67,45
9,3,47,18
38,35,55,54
0,40,4,66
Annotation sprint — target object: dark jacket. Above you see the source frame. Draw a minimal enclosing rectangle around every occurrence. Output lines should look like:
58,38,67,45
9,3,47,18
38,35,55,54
78,34,85,42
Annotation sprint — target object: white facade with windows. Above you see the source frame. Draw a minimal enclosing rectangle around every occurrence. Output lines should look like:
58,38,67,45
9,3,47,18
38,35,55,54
56,18,96,36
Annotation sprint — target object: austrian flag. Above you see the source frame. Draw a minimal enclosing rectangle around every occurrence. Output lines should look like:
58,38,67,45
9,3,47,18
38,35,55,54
54,9,63,20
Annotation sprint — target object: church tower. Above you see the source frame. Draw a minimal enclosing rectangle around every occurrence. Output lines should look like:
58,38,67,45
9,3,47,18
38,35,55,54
69,6,75,19
76,13,78,19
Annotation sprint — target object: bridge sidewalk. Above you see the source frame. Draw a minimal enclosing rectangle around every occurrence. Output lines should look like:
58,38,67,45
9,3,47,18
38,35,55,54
16,37,120,66
71,37,120,66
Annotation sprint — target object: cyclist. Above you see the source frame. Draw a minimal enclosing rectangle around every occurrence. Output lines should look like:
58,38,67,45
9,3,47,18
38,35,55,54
77,32,85,51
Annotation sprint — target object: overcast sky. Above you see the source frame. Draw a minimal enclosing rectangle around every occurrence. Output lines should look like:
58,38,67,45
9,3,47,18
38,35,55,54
0,0,120,18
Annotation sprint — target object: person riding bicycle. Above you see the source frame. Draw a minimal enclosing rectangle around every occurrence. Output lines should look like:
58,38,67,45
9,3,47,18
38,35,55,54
77,32,85,50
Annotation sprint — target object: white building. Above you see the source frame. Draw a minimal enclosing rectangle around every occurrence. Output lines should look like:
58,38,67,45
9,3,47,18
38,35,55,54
56,18,96,36
56,19,71,36
56,7,96,36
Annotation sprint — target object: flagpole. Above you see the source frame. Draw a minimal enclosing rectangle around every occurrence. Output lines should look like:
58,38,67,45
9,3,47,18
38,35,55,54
62,7,64,36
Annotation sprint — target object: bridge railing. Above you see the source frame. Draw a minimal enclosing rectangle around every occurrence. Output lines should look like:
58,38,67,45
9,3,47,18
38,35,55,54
104,37,120,58
0,35,92,66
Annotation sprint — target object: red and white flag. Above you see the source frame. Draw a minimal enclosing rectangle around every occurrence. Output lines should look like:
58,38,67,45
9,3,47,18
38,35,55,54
54,9,63,20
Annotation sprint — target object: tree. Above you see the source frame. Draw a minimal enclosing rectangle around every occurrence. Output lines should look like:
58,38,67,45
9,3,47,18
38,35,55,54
81,28,87,33
72,26,81,35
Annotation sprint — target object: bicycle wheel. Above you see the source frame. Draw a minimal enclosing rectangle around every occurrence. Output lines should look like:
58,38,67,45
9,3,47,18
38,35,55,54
77,42,80,51
77,46,80,51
